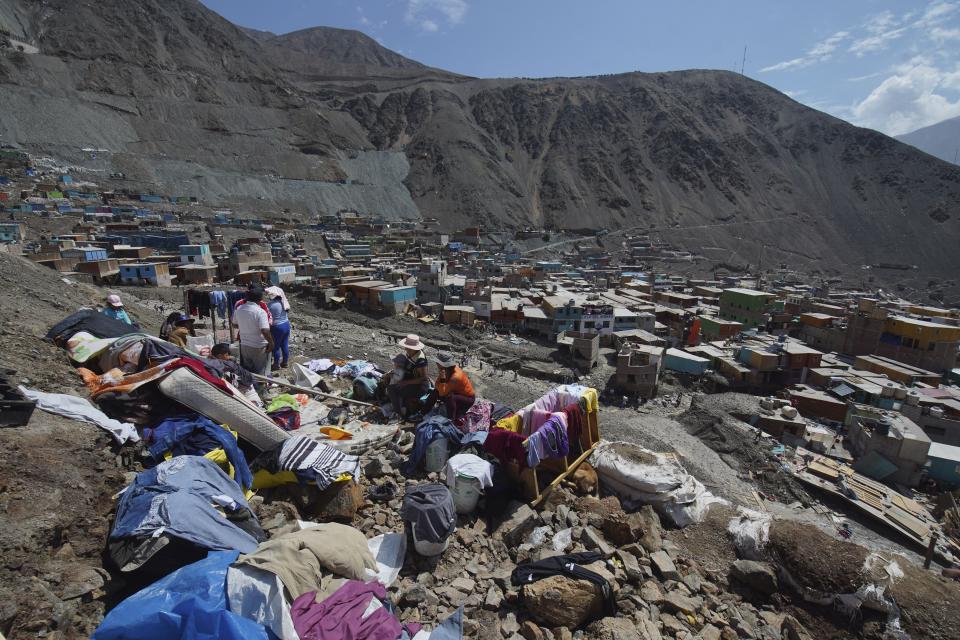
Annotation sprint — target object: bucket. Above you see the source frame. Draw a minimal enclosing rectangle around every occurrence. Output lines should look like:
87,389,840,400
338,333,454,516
424,438,450,473
409,522,449,556
451,474,483,514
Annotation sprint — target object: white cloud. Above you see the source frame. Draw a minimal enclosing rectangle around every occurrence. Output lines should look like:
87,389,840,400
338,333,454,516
913,0,959,28
851,61,960,134
759,30,849,72
848,71,884,82
848,27,907,56
405,0,468,32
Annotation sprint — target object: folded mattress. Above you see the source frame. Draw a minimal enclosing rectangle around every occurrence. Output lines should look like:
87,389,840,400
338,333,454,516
159,367,289,451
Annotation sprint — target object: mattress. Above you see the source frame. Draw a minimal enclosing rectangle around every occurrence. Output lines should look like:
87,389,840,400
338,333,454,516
159,367,290,451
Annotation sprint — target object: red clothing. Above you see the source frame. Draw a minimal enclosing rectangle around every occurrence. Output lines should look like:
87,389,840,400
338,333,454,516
484,428,528,468
234,298,273,325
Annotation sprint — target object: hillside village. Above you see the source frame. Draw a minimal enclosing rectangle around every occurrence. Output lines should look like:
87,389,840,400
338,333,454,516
2,149,960,640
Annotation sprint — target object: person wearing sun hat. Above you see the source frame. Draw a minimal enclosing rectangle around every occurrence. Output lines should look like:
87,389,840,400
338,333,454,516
102,294,133,325
387,334,429,418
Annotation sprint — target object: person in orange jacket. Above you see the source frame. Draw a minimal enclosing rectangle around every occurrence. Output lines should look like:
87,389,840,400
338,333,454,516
429,351,475,422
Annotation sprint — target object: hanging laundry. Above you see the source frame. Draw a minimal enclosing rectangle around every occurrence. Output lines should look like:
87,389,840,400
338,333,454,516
483,428,527,468
458,398,492,434
526,413,569,468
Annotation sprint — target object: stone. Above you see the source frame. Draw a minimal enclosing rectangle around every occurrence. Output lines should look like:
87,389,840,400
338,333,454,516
364,457,386,478
616,550,642,583
299,480,364,522
660,591,702,617
660,613,688,635
552,627,573,640
781,615,812,640
484,585,503,610
520,620,546,640
56,565,106,600
399,584,428,607
634,506,663,553
729,561,778,596
639,580,662,603
502,612,521,635
698,624,722,640
650,550,681,581
523,575,605,629
497,502,541,547
682,573,702,594
452,577,476,593
585,616,644,640
581,525,615,557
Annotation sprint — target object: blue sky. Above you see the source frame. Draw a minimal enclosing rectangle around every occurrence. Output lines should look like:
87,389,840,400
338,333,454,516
201,0,960,136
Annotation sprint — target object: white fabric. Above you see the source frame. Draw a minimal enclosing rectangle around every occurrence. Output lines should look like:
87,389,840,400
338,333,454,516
19,386,140,444
366,532,406,588
590,440,725,527
234,302,269,347
291,362,322,389
226,564,298,640
444,453,494,489
727,507,771,560
265,286,291,311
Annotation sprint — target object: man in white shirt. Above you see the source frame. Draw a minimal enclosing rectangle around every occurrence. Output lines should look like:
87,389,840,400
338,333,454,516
232,286,274,380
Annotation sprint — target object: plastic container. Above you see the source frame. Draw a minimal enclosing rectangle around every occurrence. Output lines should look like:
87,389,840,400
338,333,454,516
451,474,483,514
410,522,449,556
424,437,449,473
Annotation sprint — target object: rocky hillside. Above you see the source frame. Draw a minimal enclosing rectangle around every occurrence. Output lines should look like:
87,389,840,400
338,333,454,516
1,0,959,277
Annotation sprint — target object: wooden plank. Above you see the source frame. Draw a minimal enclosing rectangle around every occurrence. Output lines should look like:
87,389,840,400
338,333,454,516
531,444,598,508
885,505,930,541
807,461,839,480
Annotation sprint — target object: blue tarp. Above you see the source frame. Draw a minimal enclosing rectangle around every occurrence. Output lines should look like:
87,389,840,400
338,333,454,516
92,551,268,640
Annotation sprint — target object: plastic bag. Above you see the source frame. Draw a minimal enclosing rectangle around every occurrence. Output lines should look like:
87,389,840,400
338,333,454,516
94,551,268,640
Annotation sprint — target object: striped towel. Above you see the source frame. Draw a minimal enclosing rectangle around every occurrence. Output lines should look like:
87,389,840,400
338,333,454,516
278,436,360,490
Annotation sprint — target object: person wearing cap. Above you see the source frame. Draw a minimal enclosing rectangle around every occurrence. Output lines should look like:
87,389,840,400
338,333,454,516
429,351,475,422
166,314,196,348
387,334,429,418
103,294,133,325
232,286,274,380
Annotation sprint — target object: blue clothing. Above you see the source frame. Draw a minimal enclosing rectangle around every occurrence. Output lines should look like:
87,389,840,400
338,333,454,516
103,307,132,325
143,414,253,490
402,416,463,475
270,320,290,366
267,299,288,325
92,551,269,640
209,290,227,318
111,457,261,554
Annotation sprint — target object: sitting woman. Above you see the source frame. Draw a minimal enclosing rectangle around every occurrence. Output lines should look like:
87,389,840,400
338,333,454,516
386,334,429,419
431,351,475,422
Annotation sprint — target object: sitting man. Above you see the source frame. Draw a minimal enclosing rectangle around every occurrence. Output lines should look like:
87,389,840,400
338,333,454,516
386,334,429,419
428,351,475,422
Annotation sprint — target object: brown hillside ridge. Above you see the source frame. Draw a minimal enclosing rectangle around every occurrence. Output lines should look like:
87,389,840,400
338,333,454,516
0,0,958,280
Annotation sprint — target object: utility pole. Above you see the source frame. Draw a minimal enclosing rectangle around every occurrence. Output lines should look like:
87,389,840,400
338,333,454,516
741,46,747,75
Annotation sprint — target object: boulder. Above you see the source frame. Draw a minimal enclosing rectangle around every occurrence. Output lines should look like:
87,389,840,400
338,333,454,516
781,615,813,640
520,620,547,640
523,575,605,629
660,591,702,616
729,560,778,596
585,616,645,640
634,506,663,553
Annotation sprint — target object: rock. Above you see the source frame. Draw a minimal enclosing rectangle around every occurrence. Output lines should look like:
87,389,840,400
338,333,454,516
650,550,681,581
698,624,722,640
523,575,605,629
520,620,546,640
660,591,702,617
553,627,574,640
484,585,503,610
639,580,662,603
502,612,521,635
659,613,688,635
781,615,812,640
581,526,615,557
682,572,702,594
56,565,105,600
364,457,385,478
497,502,541,547
633,506,663,553
729,561,778,596
616,550,642,583
400,583,428,607
585,616,644,639
451,577,476,593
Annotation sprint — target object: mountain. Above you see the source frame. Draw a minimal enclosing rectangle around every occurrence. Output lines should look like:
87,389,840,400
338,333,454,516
1,0,959,282
897,116,960,165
